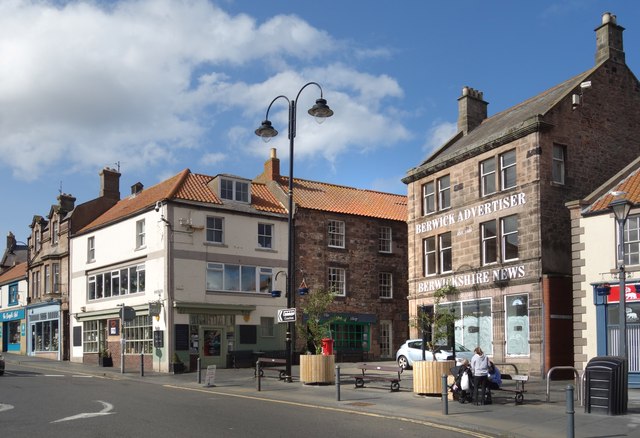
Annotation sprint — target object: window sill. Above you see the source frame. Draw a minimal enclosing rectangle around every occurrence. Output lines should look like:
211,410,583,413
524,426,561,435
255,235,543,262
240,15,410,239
255,247,276,253
204,242,228,248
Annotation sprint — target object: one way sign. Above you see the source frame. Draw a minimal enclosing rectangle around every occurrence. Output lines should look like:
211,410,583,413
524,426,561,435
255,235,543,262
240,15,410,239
277,308,297,323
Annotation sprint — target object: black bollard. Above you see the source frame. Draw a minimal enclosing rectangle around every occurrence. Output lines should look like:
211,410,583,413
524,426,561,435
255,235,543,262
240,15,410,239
256,360,261,391
197,357,201,384
442,374,449,415
140,352,144,377
566,385,575,438
336,365,341,401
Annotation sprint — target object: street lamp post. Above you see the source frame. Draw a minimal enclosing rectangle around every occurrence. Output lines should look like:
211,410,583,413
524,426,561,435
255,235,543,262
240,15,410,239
255,82,333,381
609,196,633,358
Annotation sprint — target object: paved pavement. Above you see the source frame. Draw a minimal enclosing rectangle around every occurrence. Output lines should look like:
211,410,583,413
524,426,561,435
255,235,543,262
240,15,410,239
2,353,640,437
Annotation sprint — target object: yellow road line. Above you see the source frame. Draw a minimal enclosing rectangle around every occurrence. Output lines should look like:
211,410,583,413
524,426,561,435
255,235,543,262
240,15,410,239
163,384,493,438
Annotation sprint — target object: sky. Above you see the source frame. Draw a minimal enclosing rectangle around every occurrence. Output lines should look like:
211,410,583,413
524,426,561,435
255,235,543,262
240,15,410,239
1,0,640,244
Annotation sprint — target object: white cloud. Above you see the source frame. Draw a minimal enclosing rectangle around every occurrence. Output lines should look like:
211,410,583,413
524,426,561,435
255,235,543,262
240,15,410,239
422,121,457,155
0,0,410,182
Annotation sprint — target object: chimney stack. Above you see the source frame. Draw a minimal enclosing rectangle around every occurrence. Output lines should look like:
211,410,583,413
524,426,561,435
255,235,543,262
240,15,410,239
256,148,281,182
131,182,144,195
57,193,76,214
100,167,121,201
457,86,488,134
595,12,625,65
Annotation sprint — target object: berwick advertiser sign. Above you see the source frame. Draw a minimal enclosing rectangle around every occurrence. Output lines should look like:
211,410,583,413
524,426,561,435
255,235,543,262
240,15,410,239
415,192,526,234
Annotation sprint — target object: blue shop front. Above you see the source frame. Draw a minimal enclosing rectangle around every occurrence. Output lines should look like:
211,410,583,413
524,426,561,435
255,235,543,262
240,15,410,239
27,301,62,360
1,307,27,354
593,282,640,387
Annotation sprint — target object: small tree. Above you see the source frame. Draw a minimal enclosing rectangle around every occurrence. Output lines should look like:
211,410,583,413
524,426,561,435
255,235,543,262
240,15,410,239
297,287,339,354
413,284,458,361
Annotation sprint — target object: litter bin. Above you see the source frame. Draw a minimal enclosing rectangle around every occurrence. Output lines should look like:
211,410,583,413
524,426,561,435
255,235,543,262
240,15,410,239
321,338,334,356
584,356,628,415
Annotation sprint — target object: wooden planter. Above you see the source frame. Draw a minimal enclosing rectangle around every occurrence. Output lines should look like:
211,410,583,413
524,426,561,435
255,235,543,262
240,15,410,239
300,354,335,384
413,360,455,395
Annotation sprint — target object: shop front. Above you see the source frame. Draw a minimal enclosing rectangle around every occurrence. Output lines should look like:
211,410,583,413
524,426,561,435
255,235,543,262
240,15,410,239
593,282,640,387
1,308,26,354
27,301,61,360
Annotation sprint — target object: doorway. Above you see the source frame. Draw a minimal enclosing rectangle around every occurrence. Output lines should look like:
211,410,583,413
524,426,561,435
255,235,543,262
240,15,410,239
200,326,226,368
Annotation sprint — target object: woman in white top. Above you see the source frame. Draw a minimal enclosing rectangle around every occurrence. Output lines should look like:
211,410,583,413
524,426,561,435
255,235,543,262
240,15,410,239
470,346,489,405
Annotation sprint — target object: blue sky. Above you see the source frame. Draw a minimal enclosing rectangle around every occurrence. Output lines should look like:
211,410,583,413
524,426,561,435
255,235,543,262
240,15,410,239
2,0,640,244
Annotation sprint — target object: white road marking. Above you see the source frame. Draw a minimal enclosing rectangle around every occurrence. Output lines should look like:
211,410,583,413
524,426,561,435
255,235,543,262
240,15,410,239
51,400,115,423
0,404,15,413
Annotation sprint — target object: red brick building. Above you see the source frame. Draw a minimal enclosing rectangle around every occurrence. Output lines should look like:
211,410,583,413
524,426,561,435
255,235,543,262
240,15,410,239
402,12,640,376
256,148,408,361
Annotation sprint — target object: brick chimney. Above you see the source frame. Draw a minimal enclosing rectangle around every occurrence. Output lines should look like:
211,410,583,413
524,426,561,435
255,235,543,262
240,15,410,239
99,167,121,201
457,86,488,134
57,193,76,214
595,12,625,65
256,148,281,182
131,182,144,195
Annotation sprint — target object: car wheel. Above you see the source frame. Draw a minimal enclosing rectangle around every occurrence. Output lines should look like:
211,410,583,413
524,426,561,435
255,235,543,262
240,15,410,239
397,355,409,370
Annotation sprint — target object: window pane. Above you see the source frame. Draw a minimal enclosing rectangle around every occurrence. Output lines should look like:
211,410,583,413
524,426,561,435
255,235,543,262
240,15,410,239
424,237,436,275
221,179,233,200
438,175,450,210
236,182,249,202
506,294,529,356
482,221,497,265
241,266,256,292
502,215,519,261
423,182,435,214
439,232,452,273
624,215,640,266
552,145,565,184
501,150,517,189
480,158,496,196
206,263,223,290
225,265,240,291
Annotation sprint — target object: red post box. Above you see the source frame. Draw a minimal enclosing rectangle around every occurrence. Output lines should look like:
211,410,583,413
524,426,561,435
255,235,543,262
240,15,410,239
321,338,334,356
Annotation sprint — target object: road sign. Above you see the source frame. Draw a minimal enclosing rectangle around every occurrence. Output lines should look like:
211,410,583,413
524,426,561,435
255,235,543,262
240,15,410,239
277,308,296,323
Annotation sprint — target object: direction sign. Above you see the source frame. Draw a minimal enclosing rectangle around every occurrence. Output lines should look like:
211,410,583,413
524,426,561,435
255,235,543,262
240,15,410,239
277,308,296,323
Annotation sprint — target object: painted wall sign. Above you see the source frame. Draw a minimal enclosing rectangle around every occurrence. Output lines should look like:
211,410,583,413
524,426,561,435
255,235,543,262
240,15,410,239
415,192,527,234
417,264,526,293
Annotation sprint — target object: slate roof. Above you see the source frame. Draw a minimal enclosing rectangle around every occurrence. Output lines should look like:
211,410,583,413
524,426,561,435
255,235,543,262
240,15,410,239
405,66,598,180
79,169,287,233
276,176,407,222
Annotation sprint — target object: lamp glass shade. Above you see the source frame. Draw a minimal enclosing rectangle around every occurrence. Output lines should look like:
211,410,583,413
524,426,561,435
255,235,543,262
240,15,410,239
308,98,334,123
255,120,278,141
609,198,633,222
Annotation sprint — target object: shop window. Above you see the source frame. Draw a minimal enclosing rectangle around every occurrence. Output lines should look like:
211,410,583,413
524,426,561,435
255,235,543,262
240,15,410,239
505,294,529,356
124,315,152,354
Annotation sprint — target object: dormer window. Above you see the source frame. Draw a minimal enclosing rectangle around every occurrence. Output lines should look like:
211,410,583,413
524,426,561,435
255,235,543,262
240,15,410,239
220,178,249,203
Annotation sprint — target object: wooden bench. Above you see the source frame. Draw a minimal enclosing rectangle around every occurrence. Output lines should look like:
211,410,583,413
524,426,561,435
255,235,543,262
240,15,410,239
255,358,288,380
352,363,403,392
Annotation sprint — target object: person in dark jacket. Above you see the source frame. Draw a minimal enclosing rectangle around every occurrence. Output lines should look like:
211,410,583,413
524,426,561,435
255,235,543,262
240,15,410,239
455,359,473,403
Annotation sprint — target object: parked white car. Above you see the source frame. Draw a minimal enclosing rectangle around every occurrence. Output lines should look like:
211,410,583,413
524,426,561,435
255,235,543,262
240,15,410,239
396,339,473,370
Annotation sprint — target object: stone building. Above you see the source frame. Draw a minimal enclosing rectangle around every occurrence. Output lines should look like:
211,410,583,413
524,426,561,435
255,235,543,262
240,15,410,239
402,12,640,376
26,168,121,360
256,148,408,361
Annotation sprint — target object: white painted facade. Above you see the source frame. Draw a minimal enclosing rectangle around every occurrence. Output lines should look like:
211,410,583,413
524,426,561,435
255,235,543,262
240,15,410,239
70,195,288,372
